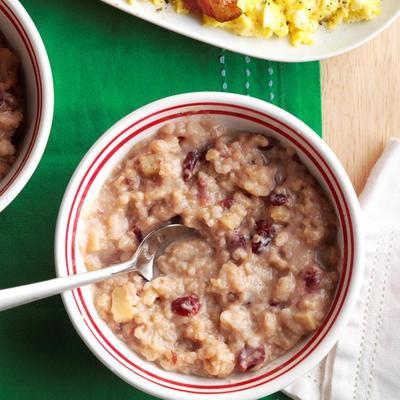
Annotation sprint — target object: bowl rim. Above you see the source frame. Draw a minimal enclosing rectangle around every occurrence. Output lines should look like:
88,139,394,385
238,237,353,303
0,0,54,212
55,92,365,400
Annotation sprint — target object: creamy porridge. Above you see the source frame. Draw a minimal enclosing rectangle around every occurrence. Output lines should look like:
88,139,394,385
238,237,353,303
0,33,24,180
81,118,340,377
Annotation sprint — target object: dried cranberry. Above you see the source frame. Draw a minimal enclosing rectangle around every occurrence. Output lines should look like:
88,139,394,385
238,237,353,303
220,197,234,209
132,225,143,243
252,221,275,254
269,301,285,309
237,345,266,372
269,192,288,206
182,144,213,181
124,177,133,186
255,220,276,237
228,233,246,253
182,151,201,181
302,267,323,290
171,295,201,317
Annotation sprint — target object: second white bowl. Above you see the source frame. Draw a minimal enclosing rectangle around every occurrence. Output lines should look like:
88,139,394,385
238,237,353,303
0,0,53,212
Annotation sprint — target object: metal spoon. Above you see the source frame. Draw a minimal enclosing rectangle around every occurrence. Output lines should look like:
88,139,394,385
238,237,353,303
0,224,197,312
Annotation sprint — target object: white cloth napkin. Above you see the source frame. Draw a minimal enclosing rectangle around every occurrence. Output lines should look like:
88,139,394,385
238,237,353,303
284,138,400,400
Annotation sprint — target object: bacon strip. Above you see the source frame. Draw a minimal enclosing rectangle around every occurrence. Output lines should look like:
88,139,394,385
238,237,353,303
185,0,242,22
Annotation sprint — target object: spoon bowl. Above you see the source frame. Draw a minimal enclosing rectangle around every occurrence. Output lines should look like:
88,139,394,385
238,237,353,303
135,223,199,281
0,223,196,312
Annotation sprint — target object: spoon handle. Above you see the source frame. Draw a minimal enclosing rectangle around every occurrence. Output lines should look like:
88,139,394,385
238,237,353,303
0,259,136,312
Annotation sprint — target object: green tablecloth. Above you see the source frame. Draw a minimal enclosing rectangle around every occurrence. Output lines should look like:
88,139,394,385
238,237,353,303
0,0,321,398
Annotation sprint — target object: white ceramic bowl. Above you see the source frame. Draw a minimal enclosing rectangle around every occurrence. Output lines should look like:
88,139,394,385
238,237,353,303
55,92,364,400
101,0,399,62
0,0,53,212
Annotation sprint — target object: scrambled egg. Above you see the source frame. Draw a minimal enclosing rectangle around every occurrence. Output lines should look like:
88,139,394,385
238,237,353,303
150,0,381,46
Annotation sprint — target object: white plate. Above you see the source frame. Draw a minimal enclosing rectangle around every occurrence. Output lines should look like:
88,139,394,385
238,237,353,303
101,0,399,62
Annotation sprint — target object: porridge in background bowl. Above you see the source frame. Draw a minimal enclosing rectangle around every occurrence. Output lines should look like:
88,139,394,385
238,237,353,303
81,118,340,378
0,32,24,180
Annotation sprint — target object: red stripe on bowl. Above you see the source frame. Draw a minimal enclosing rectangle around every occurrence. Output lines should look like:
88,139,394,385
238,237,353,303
63,103,354,394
